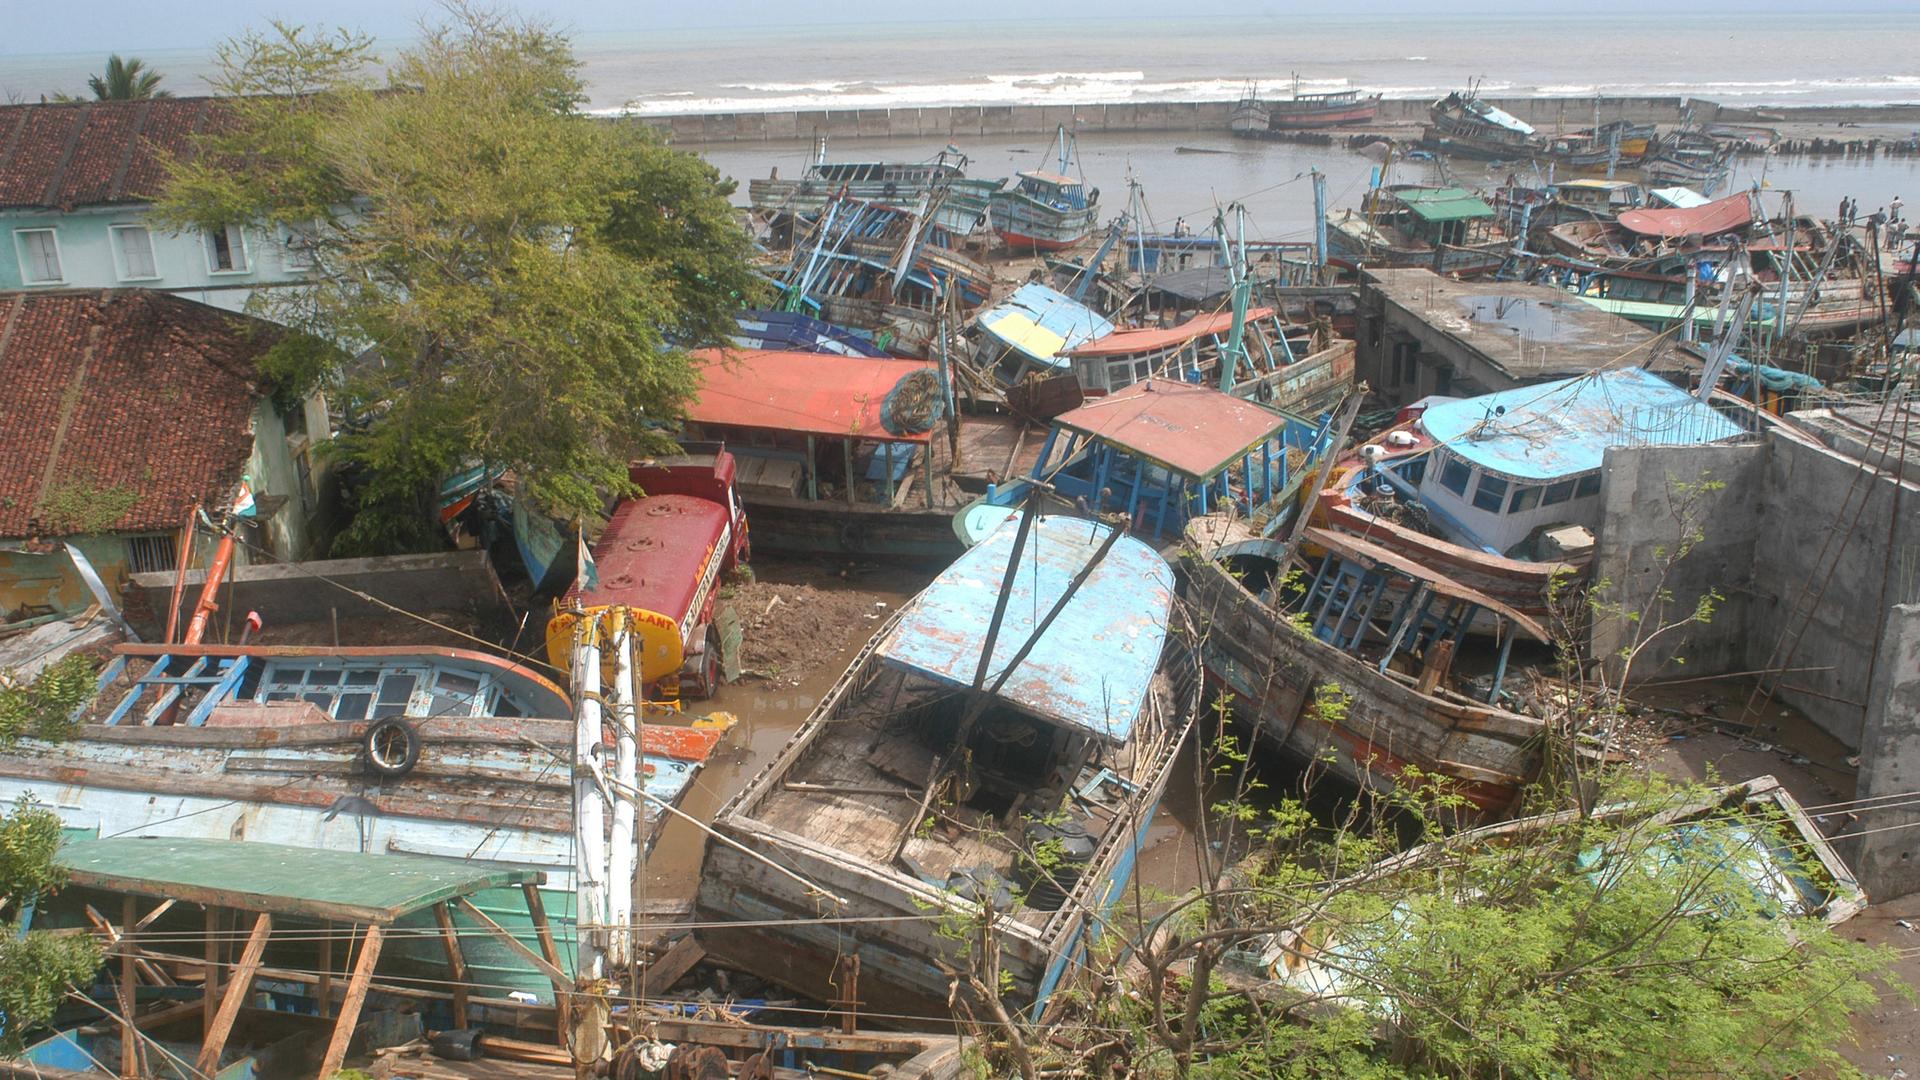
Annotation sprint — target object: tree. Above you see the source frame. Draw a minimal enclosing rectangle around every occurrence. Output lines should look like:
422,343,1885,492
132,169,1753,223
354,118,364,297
82,55,172,100
153,8,759,553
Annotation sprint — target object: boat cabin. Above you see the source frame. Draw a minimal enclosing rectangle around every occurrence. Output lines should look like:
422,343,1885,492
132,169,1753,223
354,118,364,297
1379,368,1747,558
1373,186,1501,249
1008,170,1090,212
1552,179,1647,216
958,380,1336,545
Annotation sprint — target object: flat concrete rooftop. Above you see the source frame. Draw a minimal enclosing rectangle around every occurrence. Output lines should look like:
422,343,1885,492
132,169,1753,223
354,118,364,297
1366,268,1670,380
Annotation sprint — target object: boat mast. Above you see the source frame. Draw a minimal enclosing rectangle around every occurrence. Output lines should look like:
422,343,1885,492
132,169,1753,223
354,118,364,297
1217,203,1253,392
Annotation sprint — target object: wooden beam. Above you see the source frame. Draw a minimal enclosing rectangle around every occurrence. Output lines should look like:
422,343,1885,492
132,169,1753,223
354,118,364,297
118,897,137,1080
317,923,385,1080
640,935,705,1003
132,898,176,933
203,907,220,1037
454,896,567,987
193,912,271,1078
318,920,333,1019
433,903,470,1029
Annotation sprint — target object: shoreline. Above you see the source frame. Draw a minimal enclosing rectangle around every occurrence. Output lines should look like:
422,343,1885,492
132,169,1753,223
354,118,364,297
634,96,1920,146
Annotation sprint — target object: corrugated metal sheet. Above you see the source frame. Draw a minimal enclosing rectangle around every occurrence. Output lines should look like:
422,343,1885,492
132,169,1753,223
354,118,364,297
1397,187,1496,223
977,282,1115,365
1066,308,1274,358
1419,367,1746,480
1053,379,1291,481
1617,193,1752,238
687,349,934,442
878,515,1170,742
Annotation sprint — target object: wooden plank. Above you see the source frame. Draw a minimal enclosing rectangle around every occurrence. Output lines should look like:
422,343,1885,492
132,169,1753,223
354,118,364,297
318,921,333,1019
203,907,220,1036
640,934,705,1001
520,882,570,1051
454,896,568,987
119,897,137,1079
434,902,470,1029
317,923,385,1080
193,911,271,1078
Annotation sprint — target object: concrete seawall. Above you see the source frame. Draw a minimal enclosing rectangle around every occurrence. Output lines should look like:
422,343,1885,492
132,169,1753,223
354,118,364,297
632,97,1920,145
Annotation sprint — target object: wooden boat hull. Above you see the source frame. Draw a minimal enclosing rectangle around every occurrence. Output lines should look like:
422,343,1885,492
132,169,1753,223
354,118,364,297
1269,97,1381,129
737,492,965,560
1181,551,1541,818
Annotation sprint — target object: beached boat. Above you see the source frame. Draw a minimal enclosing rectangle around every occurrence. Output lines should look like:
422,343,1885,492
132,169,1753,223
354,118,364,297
1064,307,1353,418
1545,119,1657,172
697,511,1200,1018
991,126,1100,252
1327,185,1513,277
1642,128,1733,192
1222,775,1864,1003
1183,521,1547,817
955,378,1341,548
1317,367,1751,618
682,349,1042,558
733,308,891,357
1231,78,1381,135
1421,90,1542,161
971,280,1116,387
0,641,733,1002
748,144,1000,236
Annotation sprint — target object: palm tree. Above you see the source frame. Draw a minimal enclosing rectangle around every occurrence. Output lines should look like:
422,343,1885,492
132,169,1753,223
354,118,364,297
85,55,171,101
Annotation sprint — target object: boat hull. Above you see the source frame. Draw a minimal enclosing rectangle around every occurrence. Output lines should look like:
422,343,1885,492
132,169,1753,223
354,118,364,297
738,492,965,560
1181,552,1541,819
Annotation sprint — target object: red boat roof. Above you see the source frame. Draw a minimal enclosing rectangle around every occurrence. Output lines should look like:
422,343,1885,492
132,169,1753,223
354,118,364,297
1616,193,1753,238
1066,308,1276,358
564,495,731,624
687,350,934,443
1053,379,1291,480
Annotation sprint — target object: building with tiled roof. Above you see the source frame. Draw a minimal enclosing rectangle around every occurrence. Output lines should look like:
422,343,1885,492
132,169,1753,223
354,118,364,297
0,289,330,623
0,98,313,311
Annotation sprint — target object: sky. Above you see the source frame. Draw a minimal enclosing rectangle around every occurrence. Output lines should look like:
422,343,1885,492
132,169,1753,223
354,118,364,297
3,0,1908,57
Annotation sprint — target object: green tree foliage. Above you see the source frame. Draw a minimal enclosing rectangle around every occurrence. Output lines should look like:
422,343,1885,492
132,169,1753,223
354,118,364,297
0,654,97,747
153,7,759,553
0,799,102,1054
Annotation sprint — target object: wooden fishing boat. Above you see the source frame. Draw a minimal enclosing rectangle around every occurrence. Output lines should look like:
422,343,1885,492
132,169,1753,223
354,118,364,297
954,379,1340,549
1326,186,1512,278
992,126,1100,252
971,281,1115,387
748,145,999,236
681,349,1043,559
1317,367,1750,618
697,511,1198,1018
1064,307,1351,418
0,641,733,1002
1183,520,1547,817
733,309,891,357
1231,78,1381,135
1420,90,1541,161
1222,775,1864,1002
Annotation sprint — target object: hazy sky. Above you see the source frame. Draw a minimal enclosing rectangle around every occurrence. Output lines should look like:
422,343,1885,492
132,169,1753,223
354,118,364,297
3,0,1907,57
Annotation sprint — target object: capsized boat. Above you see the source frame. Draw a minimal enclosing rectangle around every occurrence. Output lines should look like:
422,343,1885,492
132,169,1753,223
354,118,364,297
1421,89,1541,161
697,511,1199,1018
1318,367,1751,618
1182,521,1547,818
0,641,732,1001
971,280,1115,388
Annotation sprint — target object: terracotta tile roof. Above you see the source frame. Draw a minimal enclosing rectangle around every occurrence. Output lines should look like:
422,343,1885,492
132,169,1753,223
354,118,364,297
0,97,223,211
0,289,276,538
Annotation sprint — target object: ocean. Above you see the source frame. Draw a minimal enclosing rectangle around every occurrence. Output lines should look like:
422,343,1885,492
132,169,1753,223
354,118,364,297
7,12,1919,236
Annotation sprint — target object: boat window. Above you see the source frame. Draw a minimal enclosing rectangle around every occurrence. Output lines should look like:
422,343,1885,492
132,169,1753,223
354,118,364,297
431,671,483,717
304,669,342,686
1508,485,1543,513
1439,455,1471,496
1575,472,1602,499
1471,472,1509,513
337,692,374,720
374,673,417,719
1542,478,1577,505
345,669,380,687
1396,457,1427,486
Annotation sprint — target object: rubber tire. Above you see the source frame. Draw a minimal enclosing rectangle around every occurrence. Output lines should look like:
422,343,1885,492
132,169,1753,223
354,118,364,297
364,717,422,778
429,1028,485,1062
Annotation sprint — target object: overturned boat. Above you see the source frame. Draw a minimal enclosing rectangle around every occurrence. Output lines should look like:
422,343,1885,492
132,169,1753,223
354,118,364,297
697,511,1199,1018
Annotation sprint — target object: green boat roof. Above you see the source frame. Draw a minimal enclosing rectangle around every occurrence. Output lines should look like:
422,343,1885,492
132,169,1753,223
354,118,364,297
1397,187,1495,222
60,837,545,924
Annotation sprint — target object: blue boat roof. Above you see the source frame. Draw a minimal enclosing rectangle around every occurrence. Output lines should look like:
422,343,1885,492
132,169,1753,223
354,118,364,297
1420,367,1746,482
977,282,1114,365
877,515,1172,743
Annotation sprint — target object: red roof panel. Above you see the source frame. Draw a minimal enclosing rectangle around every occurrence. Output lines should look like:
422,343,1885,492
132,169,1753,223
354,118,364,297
1615,193,1753,239
1066,307,1275,358
0,98,220,209
1053,379,1290,480
686,349,934,442
0,291,273,538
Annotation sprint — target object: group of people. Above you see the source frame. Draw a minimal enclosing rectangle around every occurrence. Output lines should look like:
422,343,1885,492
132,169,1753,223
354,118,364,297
1838,194,1907,239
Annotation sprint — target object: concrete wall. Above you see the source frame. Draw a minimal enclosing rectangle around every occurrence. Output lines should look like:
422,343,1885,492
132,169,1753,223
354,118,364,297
632,96,1920,145
127,549,509,637
1748,433,1920,748
1590,442,1767,679
1850,603,1920,901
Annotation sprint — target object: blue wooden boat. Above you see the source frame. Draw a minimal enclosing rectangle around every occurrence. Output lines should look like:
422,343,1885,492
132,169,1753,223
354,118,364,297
972,280,1115,386
956,378,1341,548
697,512,1200,1019
733,308,891,357
511,494,576,594
991,126,1100,252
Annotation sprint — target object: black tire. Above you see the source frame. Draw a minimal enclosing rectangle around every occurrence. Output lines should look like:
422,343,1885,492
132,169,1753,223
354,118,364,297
429,1028,485,1061
365,717,422,778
